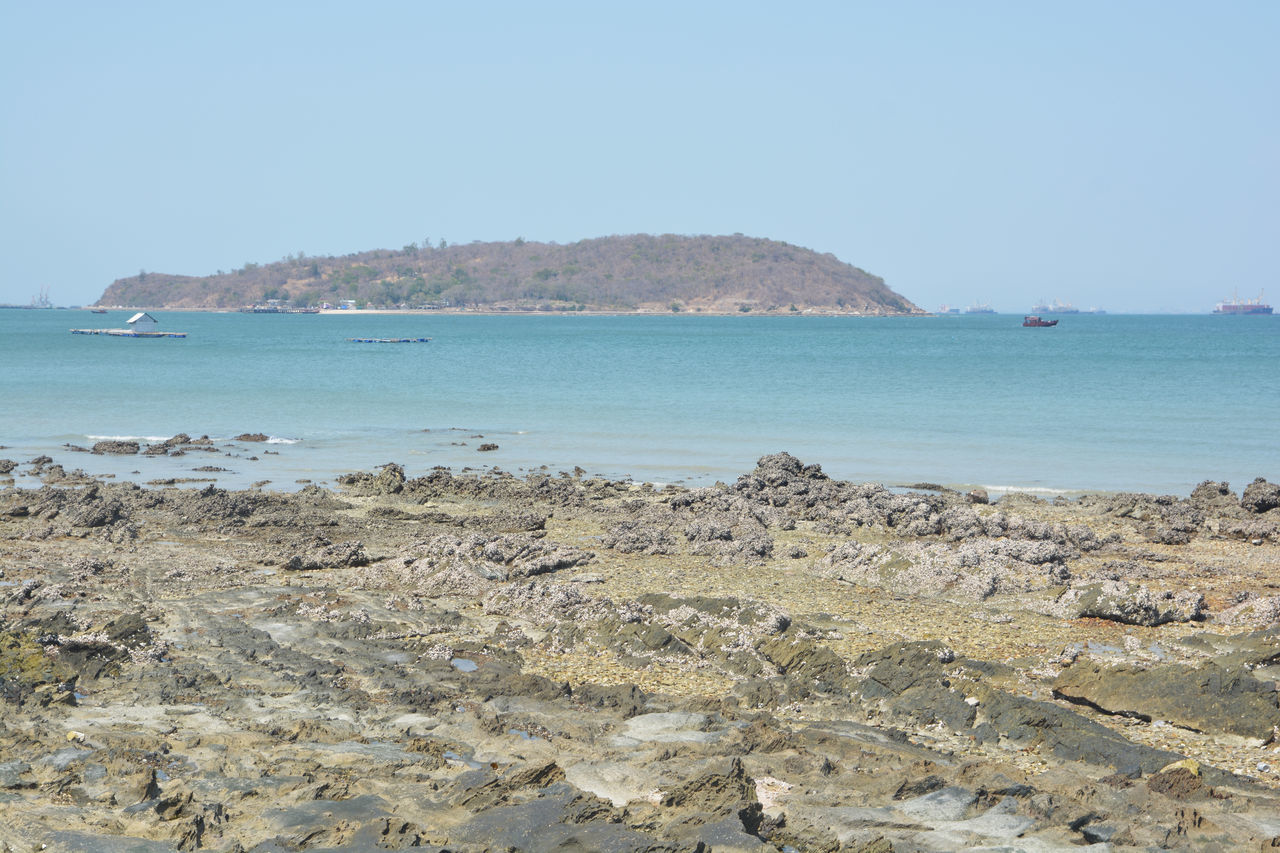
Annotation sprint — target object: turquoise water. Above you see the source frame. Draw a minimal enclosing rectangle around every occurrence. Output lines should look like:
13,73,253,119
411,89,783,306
2,309,1276,495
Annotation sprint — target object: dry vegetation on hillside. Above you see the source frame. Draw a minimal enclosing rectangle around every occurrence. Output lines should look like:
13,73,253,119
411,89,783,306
96,234,922,314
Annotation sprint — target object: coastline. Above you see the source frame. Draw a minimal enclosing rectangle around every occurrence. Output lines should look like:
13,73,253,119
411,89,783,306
3,451,1279,849
84,305,926,317
0,430,1149,501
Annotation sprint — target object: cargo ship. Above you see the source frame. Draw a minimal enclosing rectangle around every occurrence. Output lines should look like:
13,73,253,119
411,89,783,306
1031,299,1080,314
1213,291,1272,315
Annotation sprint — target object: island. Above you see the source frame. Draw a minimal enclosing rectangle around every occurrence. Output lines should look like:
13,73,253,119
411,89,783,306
94,234,924,315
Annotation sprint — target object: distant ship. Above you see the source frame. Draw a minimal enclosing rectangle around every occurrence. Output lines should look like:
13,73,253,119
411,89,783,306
964,302,995,314
936,304,961,314
1213,291,1272,315
1023,315,1058,327
1031,299,1080,314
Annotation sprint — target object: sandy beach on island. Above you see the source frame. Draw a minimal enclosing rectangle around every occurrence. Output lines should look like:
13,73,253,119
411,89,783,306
2,449,1279,851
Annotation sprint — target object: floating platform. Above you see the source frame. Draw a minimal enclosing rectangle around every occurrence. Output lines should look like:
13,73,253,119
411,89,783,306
346,337,431,343
71,328,187,338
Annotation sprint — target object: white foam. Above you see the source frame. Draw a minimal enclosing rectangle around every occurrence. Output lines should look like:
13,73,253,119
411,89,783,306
980,485,1076,495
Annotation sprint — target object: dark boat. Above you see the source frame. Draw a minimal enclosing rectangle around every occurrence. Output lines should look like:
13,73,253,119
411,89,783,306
1023,315,1058,327
90,309,107,314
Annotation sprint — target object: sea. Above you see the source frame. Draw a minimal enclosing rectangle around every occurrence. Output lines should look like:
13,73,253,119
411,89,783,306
2,309,1276,498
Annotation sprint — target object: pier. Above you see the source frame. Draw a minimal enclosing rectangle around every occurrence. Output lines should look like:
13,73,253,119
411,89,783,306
346,337,431,343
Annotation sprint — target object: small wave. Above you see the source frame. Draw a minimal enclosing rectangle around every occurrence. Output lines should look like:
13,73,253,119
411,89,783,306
980,484,1076,495
86,434,170,442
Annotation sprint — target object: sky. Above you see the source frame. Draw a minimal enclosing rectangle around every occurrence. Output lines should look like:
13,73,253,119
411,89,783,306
1,1,1276,313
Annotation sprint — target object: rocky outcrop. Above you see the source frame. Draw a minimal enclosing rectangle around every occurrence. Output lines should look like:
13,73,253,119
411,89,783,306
3,457,1280,851
1242,477,1280,514
852,641,1192,776
1050,581,1205,626
282,537,370,571
90,439,139,455
1053,661,1280,741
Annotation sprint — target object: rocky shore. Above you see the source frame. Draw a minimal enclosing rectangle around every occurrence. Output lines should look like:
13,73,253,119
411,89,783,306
2,451,1279,851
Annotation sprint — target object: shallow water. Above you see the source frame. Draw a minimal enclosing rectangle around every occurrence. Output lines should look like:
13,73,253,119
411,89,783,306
2,309,1276,495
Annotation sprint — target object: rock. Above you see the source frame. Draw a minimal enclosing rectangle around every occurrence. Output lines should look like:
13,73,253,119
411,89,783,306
477,443,499,452
1146,766,1205,799
660,757,764,843
234,432,270,442
758,632,853,693
570,682,648,718
611,712,721,746
1053,581,1204,626
602,519,677,555
1242,478,1280,513
91,440,139,455
451,783,657,851
284,538,370,570
3,458,1280,851
0,761,33,789
966,488,989,505
337,462,406,495
1053,660,1280,741
854,641,954,700
1190,479,1237,508
0,459,17,474
401,532,592,583
104,611,152,648
1216,594,1280,628
849,641,1188,775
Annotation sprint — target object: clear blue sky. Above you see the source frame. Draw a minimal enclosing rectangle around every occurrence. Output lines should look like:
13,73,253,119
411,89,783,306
2,1,1276,313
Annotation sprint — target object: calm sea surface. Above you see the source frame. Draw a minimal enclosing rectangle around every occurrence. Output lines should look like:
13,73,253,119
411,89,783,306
2,309,1276,496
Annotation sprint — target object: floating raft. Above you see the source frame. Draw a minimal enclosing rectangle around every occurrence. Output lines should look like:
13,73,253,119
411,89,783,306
346,337,432,343
71,328,187,338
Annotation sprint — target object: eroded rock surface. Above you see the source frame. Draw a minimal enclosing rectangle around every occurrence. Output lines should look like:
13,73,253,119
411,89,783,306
2,453,1279,851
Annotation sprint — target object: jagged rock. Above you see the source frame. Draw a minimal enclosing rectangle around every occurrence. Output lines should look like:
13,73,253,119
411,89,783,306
2,457,1279,851
337,462,407,495
1216,594,1280,628
601,518,677,554
1190,479,1238,508
284,538,369,571
1242,478,1280,514
91,440,139,455
1051,581,1204,626
402,532,592,583
659,756,765,845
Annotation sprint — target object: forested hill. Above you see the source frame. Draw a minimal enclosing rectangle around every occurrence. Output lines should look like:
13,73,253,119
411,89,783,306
95,234,922,314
